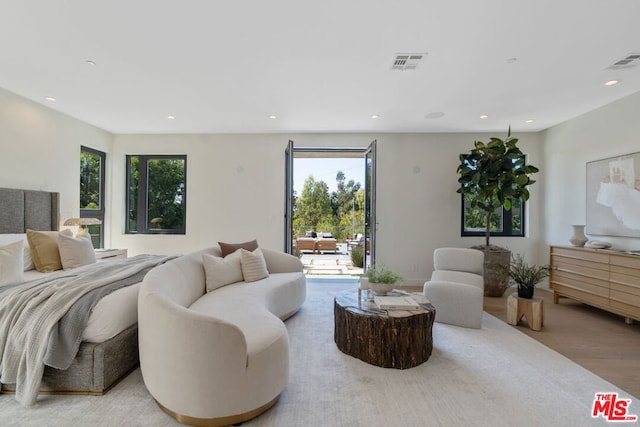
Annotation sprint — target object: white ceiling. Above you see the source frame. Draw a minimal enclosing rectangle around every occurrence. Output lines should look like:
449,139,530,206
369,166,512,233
1,0,640,134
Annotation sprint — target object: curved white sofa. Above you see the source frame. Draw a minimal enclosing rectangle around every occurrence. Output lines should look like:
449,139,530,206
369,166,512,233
138,246,306,426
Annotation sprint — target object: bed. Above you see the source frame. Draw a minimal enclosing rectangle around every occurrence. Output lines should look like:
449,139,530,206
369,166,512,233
0,187,170,405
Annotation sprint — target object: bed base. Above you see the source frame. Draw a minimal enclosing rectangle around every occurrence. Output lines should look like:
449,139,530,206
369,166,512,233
1,324,139,395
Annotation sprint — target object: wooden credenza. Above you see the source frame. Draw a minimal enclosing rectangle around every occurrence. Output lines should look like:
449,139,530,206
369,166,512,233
550,246,640,324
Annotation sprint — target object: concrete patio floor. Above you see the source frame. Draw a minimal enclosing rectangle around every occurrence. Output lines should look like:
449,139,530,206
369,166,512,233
299,243,364,276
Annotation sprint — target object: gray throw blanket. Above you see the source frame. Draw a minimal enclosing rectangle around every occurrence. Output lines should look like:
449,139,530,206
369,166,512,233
0,254,176,406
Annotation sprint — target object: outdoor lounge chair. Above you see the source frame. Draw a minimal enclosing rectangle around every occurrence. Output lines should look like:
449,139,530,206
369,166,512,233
316,238,337,253
296,237,317,253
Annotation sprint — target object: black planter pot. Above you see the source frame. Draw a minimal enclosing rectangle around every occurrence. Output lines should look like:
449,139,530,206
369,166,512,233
517,285,534,299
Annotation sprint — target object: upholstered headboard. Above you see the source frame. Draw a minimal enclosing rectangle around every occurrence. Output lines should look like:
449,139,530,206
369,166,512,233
0,187,60,233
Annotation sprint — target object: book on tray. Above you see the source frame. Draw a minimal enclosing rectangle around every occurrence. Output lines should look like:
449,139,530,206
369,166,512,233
374,296,421,310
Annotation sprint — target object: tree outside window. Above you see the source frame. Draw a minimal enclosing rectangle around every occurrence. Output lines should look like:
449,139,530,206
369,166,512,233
126,155,187,234
80,146,105,248
461,193,523,237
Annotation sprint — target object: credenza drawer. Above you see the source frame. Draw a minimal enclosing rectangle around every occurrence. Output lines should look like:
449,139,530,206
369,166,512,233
551,247,610,264
550,246,640,323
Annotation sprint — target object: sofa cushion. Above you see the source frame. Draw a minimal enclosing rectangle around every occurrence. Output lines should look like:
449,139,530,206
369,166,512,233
240,248,269,282
218,239,258,257
203,251,244,292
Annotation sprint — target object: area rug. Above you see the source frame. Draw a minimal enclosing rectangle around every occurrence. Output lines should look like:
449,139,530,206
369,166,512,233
1,279,637,426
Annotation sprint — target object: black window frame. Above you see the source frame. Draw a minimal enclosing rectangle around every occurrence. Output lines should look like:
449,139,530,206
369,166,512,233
460,196,525,237
80,146,106,248
126,154,187,235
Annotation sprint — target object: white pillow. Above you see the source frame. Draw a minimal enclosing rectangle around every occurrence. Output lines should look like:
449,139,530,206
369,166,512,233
0,240,25,286
203,251,244,292
58,232,97,269
0,234,34,271
240,248,269,282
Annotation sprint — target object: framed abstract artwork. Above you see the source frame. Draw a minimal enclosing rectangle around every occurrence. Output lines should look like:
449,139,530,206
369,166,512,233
586,152,640,237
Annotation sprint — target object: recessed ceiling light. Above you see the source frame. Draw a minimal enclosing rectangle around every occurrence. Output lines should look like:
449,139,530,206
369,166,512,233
425,112,445,119
605,80,619,86
167,115,175,120
269,115,277,119
525,119,534,123
44,96,56,102
371,114,380,119
85,60,96,66
479,114,488,119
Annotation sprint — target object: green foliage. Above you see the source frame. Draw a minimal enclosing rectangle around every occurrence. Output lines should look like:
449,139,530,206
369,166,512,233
293,172,364,242
350,245,364,268
457,128,539,246
292,247,302,258
365,264,402,284
507,254,550,288
80,152,101,209
128,156,186,231
294,176,332,232
147,158,186,230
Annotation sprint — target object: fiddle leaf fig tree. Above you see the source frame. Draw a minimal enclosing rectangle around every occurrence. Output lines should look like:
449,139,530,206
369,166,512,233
457,127,539,247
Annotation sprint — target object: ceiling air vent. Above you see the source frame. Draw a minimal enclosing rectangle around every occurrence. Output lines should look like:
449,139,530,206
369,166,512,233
607,53,640,70
391,53,427,71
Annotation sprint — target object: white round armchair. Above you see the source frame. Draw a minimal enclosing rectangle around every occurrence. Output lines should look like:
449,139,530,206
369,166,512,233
423,247,485,329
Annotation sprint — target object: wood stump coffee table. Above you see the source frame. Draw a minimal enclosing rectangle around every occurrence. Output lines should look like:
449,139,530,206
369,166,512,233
334,289,435,369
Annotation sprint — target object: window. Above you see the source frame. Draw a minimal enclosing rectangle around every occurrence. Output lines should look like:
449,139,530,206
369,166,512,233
80,146,105,248
126,155,187,234
461,194,524,237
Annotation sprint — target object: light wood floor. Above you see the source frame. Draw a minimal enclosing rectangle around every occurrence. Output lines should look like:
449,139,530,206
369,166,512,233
483,288,640,399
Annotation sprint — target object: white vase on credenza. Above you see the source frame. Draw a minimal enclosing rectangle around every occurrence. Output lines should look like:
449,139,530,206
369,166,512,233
569,224,588,247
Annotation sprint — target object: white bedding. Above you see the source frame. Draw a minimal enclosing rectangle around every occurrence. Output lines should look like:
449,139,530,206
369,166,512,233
21,269,139,343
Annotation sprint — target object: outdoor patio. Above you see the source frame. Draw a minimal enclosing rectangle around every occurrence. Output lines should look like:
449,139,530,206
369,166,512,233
299,243,364,276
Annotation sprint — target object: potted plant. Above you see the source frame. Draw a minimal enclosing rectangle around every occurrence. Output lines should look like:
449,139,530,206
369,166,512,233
457,127,540,297
364,264,402,295
506,254,550,299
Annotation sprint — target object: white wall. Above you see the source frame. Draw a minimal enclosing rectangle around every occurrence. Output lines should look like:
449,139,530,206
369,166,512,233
111,132,543,285
541,91,640,257
0,86,113,237
0,85,548,285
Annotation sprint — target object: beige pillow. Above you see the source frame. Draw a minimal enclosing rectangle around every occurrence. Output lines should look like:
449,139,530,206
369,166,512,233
27,229,72,272
218,239,259,257
240,248,269,282
0,240,25,286
203,251,244,292
58,232,97,269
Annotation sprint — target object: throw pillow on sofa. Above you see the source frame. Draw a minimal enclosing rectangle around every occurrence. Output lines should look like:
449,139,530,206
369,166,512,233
240,248,269,282
218,239,259,257
203,250,244,292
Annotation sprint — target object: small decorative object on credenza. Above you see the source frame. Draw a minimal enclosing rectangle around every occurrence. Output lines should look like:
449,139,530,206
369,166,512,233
569,224,588,247
364,264,402,296
506,254,550,299
584,240,612,249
